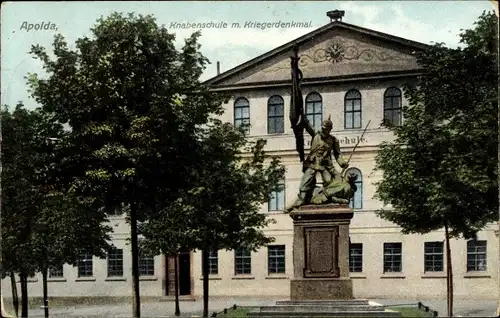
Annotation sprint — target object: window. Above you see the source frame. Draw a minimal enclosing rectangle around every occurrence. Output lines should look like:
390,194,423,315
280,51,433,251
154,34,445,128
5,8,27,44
234,97,250,134
202,250,218,275
305,92,322,131
467,240,487,271
234,248,251,275
349,243,363,273
346,168,362,209
107,248,124,277
344,89,362,129
424,241,444,272
268,245,286,274
267,95,284,134
383,242,402,273
383,87,402,126
49,264,64,278
268,181,285,211
139,252,155,276
77,252,93,277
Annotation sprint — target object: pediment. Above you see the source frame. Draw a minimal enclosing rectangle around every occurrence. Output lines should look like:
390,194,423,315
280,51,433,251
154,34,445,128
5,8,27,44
208,24,426,87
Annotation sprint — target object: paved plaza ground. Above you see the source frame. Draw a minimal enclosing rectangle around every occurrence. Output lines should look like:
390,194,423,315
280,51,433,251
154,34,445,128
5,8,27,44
12,296,498,317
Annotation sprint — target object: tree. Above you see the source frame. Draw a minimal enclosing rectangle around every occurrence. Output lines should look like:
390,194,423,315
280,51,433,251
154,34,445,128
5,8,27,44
26,12,226,317
0,103,18,318
1,103,113,317
139,119,286,318
1,103,52,317
373,11,498,318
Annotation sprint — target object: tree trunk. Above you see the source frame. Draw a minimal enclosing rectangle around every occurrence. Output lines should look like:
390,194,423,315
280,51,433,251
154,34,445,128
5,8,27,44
445,223,453,317
42,267,49,318
20,274,28,318
174,254,180,317
130,203,140,318
202,249,209,318
10,272,19,317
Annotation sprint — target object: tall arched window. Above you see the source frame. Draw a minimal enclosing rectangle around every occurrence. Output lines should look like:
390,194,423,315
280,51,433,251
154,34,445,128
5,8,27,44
344,89,362,129
267,95,284,134
234,97,250,134
383,87,402,126
346,168,362,210
305,92,322,131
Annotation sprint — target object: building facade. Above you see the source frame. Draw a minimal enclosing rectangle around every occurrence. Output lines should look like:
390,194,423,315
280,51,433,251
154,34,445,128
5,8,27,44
2,14,498,301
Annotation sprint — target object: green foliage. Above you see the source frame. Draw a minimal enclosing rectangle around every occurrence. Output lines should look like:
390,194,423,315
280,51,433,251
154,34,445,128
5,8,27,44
139,117,286,256
26,12,227,218
374,11,498,239
1,103,40,276
1,103,112,278
23,11,284,284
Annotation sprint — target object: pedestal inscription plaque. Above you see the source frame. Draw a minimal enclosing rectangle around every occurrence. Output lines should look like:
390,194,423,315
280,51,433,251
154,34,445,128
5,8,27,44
289,204,354,300
304,227,339,278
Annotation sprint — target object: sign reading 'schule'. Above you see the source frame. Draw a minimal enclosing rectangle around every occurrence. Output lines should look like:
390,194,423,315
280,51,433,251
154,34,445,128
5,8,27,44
306,136,367,147
337,136,367,145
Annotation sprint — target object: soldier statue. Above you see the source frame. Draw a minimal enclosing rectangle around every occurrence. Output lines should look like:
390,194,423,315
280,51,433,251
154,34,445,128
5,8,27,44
287,44,366,213
286,114,349,212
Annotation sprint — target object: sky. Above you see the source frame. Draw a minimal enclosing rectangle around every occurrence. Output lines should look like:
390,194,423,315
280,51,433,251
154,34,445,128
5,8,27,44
1,1,496,110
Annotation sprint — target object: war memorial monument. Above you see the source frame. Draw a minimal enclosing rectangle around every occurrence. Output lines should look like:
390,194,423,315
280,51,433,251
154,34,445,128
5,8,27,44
248,10,402,318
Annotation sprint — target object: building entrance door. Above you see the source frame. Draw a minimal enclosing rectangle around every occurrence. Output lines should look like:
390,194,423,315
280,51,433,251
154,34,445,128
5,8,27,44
178,251,191,295
165,251,192,296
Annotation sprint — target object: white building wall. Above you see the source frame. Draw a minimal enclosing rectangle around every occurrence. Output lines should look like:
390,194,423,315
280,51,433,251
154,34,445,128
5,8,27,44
2,79,498,301
1,219,164,298
188,79,499,300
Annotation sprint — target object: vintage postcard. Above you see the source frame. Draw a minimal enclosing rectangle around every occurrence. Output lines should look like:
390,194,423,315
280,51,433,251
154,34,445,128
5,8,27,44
1,1,498,318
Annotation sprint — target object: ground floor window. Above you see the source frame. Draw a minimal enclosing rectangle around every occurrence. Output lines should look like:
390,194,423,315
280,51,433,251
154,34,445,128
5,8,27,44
202,250,219,275
349,243,363,273
49,264,64,278
424,241,444,272
383,242,402,273
234,248,251,275
77,252,93,277
268,245,286,274
467,240,487,271
107,248,124,277
139,252,155,276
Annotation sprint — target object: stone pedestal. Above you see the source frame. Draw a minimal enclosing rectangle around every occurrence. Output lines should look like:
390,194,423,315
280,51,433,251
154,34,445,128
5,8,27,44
289,204,354,300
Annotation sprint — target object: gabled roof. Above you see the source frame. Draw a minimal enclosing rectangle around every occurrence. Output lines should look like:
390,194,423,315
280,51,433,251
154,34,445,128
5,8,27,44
204,20,430,86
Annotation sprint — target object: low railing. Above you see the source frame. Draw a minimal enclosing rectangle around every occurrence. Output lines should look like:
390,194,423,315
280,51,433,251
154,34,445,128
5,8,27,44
386,302,438,317
417,301,439,317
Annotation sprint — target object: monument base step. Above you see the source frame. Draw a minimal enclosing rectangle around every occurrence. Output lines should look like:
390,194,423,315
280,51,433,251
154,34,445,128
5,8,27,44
247,299,401,318
256,305,387,312
290,278,353,300
276,299,371,306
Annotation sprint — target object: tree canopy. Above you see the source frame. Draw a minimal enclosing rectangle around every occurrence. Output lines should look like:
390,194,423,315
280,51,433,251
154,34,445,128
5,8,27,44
1,103,112,278
26,13,225,216
374,11,498,238
24,12,261,317
139,119,286,256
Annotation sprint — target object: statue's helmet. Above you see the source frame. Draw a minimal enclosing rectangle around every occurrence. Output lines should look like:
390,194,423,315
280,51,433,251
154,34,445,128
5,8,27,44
322,115,333,129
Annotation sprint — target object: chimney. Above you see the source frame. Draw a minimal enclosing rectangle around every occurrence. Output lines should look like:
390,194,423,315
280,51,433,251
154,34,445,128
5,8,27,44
327,10,345,22
216,61,220,75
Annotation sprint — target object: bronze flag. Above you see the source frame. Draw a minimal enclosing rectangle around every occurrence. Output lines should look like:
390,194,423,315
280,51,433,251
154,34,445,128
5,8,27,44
289,44,305,162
